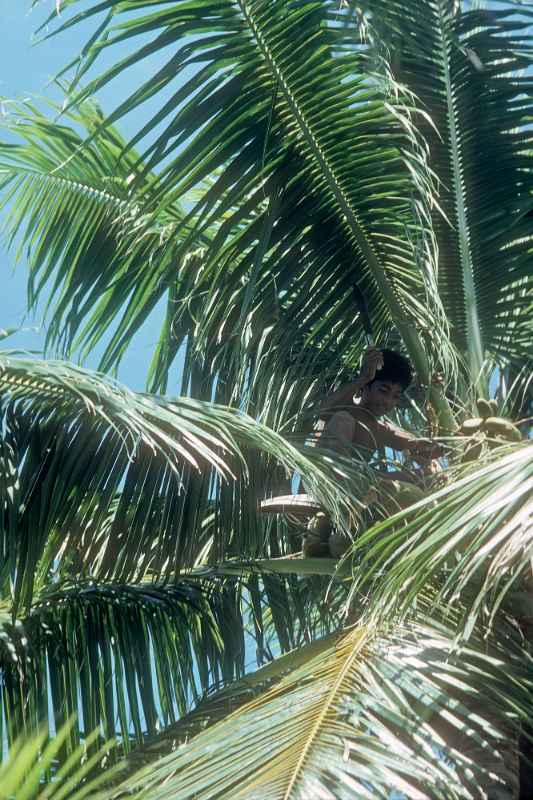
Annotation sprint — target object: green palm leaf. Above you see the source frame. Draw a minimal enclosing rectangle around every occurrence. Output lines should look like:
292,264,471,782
0,353,369,609
13,1,457,422
3,4,533,793
112,616,531,799
0,720,119,799
0,95,192,372
0,564,348,755
348,440,533,634
0,578,246,751
353,0,533,375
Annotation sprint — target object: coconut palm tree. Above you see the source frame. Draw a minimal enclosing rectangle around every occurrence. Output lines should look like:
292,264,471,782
0,345,361,747
1,0,533,797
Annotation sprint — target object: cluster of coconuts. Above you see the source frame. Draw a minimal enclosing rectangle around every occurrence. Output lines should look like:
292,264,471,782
460,398,521,461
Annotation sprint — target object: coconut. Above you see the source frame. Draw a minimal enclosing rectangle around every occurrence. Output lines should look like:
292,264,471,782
396,482,426,508
303,512,333,557
484,417,522,442
476,398,492,419
488,399,498,415
460,417,483,435
378,479,425,513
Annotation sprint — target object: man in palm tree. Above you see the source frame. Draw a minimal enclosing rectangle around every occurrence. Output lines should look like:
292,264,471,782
318,346,443,465
304,347,444,557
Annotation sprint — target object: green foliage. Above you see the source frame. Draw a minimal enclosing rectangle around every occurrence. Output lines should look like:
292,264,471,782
0,578,246,753
112,617,533,799
1,0,533,796
0,354,363,606
4,1,458,414
0,719,119,799
347,440,533,634
0,354,357,755
353,0,533,373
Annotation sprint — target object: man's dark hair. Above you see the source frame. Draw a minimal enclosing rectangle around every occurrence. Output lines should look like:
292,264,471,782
368,348,413,390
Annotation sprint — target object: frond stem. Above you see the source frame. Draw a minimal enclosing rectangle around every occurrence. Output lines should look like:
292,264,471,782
436,0,485,389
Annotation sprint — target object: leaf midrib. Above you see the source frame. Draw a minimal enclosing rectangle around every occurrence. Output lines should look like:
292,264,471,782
283,627,369,798
235,2,404,311
435,0,484,378
234,0,441,391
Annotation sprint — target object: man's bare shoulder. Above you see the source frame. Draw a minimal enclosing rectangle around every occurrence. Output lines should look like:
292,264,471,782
345,405,377,426
324,405,377,432
349,409,407,450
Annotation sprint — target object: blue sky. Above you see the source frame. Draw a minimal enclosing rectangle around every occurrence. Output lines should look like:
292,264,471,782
1,1,174,390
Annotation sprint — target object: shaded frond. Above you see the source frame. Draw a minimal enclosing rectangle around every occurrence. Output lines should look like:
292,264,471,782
352,0,533,371
347,440,533,634
0,577,246,752
15,1,457,410
0,353,370,610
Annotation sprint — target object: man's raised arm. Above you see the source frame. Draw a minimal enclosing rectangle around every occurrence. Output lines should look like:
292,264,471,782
318,347,384,417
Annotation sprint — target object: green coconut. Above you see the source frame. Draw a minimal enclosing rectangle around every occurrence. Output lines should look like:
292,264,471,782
488,399,498,415
476,398,492,419
397,482,426,507
460,417,483,435
379,479,425,512
484,417,522,442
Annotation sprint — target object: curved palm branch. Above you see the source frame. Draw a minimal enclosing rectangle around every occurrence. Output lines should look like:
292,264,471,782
0,564,348,755
110,628,348,780
0,578,246,751
347,440,533,635
352,0,533,376
0,353,368,612
13,1,458,419
111,616,532,799
0,95,192,372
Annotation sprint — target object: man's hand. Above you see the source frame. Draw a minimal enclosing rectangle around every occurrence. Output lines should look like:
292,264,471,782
359,346,384,385
406,438,445,464
421,458,449,487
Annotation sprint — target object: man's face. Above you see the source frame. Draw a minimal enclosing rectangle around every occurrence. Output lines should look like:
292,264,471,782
361,380,403,417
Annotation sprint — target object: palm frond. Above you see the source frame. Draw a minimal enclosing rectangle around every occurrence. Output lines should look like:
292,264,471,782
14,1,458,417
0,561,353,754
352,0,533,373
0,577,247,751
112,629,345,780
0,354,370,612
112,616,532,799
0,94,194,371
347,440,533,635
0,719,118,799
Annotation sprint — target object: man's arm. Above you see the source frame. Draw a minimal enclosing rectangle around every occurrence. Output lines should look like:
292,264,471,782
321,407,443,462
377,422,445,463
318,378,367,417
318,347,384,417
